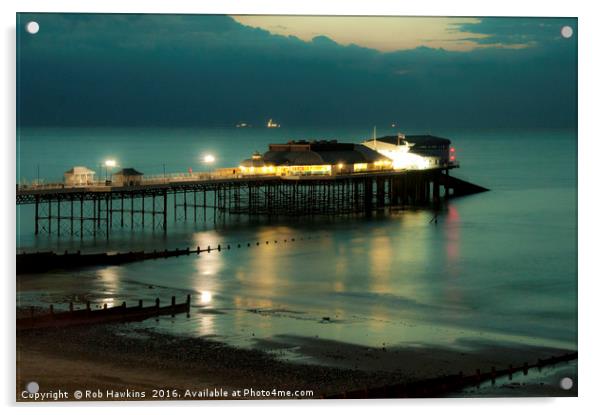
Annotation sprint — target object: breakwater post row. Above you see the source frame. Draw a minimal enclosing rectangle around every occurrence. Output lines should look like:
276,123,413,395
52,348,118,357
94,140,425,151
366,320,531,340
17,168,487,238
17,295,192,330
16,235,318,274
325,352,577,399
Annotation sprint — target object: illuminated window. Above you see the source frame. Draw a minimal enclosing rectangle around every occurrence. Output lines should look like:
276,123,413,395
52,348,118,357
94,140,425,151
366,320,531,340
354,163,368,172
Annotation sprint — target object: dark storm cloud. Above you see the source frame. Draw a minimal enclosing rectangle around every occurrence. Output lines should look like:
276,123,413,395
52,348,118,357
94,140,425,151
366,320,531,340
16,14,576,128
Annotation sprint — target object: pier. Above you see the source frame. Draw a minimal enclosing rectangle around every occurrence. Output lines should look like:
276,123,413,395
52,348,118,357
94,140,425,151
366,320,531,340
16,166,487,238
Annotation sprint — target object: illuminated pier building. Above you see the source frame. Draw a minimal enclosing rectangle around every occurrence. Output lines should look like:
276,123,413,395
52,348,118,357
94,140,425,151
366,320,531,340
239,140,392,176
363,134,455,170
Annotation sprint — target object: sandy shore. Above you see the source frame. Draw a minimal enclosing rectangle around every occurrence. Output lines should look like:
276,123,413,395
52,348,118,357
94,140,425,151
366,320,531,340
16,321,576,401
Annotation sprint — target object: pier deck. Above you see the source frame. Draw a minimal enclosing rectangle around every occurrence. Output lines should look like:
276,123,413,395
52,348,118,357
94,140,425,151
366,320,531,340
17,166,486,238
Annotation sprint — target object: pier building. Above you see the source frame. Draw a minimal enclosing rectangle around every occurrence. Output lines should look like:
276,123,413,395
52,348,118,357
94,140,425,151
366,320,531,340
240,140,392,176
64,166,96,186
363,134,455,170
113,168,144,186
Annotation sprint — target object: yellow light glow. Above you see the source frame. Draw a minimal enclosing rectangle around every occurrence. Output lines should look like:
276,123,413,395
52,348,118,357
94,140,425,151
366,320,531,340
200,291,213,304
203,154,216,164
104,159,116,168
354,163,368,172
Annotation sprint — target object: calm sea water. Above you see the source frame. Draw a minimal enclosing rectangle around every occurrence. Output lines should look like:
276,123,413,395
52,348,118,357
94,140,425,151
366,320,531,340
16,127,577,355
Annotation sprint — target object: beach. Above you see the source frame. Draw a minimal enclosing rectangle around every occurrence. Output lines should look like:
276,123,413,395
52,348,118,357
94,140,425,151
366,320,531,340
17,320,576,401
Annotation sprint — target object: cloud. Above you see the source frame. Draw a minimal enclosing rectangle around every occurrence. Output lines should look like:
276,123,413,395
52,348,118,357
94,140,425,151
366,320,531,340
453,17,577,48
233,16,490,52
17,14,577,129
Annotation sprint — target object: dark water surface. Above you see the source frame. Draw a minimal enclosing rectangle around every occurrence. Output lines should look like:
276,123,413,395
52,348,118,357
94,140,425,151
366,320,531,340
16,127,577,357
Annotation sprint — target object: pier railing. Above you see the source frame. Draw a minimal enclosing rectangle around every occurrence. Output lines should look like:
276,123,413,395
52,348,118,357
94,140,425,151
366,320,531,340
17,163,461,192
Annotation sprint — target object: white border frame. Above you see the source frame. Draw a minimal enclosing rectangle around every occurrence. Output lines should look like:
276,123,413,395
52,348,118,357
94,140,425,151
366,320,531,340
2,1,599,414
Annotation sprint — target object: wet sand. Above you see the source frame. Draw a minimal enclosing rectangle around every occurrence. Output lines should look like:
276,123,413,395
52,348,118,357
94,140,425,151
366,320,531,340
16,322,576,401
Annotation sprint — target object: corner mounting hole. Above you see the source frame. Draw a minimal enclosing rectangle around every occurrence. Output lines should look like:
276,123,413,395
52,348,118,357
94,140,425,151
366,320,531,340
26,21,39,34
26,381,39,393
560,377,573,390
561,26,573,39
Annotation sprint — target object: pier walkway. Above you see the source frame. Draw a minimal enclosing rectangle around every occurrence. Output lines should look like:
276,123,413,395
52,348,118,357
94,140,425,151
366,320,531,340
17,166,487,238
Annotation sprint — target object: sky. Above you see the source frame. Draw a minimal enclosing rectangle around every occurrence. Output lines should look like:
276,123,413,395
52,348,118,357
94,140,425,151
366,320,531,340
17,14,577,129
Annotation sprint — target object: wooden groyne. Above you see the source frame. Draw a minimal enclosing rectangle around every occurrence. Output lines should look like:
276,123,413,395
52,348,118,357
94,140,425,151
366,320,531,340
17,236,313,274
325,352,577,399
17,248,204,274
17,295,191,331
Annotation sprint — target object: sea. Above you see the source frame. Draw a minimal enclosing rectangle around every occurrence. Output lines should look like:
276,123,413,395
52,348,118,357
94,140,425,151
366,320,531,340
16,126,577,365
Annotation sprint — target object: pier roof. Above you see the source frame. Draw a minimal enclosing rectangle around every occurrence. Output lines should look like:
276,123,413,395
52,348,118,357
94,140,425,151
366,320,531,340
375,135,451,146
261,143,390,166
65,166,95,174
114,168,144,176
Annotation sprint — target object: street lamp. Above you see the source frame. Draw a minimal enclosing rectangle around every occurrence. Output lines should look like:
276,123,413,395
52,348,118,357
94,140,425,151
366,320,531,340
202,154,216,175
104,159,117,183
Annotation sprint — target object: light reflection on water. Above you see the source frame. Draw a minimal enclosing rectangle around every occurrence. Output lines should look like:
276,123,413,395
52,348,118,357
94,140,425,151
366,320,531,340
16,128,577,355
17,196,576,353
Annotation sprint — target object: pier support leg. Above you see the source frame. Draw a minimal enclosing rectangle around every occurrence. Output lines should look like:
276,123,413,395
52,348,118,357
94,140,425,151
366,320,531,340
173,192,177,222
70,196,74,236
80,196,84,238
96,196,101,228
34,196,39,235
376,178,385,208
433,172,441,204
105,196,109,237
48,199,52,234
203,190,207,222
57,199,61,236
163,189,168,232
364,178,373,216
131,196,134,229
184,189,187,221
194,190,197,222
444,169,450,198
92,198,97,237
